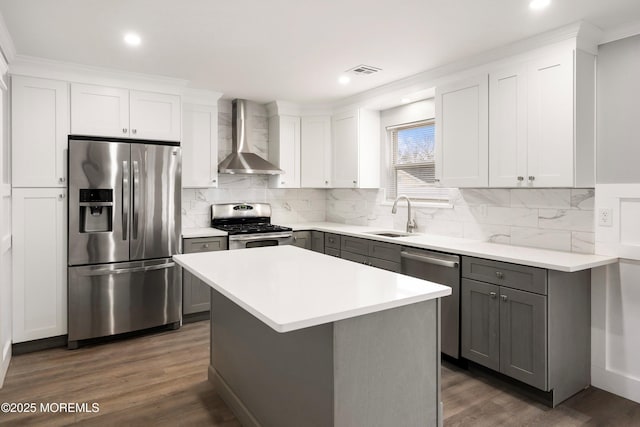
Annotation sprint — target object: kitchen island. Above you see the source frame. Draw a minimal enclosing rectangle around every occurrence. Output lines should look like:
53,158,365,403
173,245,451,427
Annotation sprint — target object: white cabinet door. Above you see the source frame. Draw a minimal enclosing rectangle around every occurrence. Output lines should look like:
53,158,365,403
130,90,181,141
71,83,129,138
12,188,67,342
301,116,331,188
269,115,300,188
526,50,574,187
435,75,489,187
332,110,359,188
12,76,69,187
489,66,528,187
182,104,218,187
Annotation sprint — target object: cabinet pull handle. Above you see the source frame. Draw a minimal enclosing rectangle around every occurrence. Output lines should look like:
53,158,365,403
122,128,128,134
495,271,504,279
132,129,137,135
517,176,524,181
353,180,357,184
203,244,209,249
325,180,328,184
212,179,217,183
501,295,508,302
58,193,65,200
59,177,66,183
490,292,497,299
281,181,285,185
528,176,535,181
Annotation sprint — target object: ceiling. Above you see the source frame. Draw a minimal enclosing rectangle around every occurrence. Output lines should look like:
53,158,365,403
1,0,639,104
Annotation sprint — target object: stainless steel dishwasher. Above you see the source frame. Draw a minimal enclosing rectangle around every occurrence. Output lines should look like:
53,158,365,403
401,248,460,359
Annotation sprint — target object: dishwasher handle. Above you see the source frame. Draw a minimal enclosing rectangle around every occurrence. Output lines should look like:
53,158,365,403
401,250,459,268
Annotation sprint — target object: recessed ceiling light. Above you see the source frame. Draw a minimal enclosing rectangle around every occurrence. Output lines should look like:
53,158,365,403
401,98,411,104
529,0,550,10
124,32,142,46
338,75,351,85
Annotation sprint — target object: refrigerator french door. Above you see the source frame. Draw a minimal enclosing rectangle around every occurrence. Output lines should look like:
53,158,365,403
67,136,181,347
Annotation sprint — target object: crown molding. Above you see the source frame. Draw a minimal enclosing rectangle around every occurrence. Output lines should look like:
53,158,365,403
0,11,16,63
600,19,640,45
9,55,190,94
182,87,223,106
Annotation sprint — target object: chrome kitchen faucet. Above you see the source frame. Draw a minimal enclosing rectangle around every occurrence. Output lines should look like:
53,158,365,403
392,195,417,233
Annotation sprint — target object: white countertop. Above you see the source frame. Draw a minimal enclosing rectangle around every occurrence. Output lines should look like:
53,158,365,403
173,245,451,333
180,222,618,272
283,222,618,272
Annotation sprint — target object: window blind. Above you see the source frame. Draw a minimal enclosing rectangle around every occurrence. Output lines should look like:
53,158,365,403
387,120,449,202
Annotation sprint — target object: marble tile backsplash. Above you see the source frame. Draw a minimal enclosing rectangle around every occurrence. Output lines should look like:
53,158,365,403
326,188,596,254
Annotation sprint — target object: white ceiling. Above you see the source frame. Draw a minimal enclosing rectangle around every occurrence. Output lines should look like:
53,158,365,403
1,0,639,104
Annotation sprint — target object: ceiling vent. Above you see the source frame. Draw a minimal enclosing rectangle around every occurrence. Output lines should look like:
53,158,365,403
346,64,382,76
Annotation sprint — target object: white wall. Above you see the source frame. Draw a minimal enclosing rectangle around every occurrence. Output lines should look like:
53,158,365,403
591,34,640,403
0,63,11,386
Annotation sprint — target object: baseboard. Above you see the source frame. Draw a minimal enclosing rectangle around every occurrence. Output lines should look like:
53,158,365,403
592,365,640,404
183,311,210,324
12,335,67,355
208,365,261,427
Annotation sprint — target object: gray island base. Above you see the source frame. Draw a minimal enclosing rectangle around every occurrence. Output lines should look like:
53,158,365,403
209,289,441,427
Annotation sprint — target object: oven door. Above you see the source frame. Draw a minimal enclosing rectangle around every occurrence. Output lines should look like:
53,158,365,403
228,232,294,250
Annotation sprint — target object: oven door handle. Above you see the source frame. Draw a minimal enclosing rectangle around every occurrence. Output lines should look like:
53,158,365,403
229,232,293,241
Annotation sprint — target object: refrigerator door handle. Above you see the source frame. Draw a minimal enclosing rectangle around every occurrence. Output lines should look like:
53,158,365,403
78,262,176,277
132,160,140,240
122,160,129,241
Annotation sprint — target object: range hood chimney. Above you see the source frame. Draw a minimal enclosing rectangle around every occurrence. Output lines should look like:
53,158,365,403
218,99,283,175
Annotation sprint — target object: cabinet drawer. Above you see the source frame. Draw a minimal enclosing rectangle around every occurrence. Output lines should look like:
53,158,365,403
341,250,368,265
369,241,401,263
325,233,341,250
462,256,547,295
183,237,228,254
325,247,340,258
341,236,368,256
311,231,325,253
369,257,400,273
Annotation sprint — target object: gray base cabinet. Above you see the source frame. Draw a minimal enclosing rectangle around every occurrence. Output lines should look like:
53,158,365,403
340,235,400,272
461,256,589,406
182,236,228,315
292,231,311,250
311,231,325,253
324,233,341,257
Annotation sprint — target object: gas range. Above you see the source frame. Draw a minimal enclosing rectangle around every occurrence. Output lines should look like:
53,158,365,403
211,203,293,249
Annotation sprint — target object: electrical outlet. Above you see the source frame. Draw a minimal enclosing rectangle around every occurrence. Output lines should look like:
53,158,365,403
598,208,613,227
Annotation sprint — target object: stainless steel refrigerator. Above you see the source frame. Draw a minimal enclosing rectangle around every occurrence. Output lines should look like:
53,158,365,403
67,136,182,348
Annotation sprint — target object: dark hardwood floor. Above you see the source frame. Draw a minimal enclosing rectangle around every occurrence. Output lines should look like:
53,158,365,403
0,321,639,426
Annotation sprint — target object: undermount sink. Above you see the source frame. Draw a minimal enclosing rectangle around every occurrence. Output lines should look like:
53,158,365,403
365,231,413,238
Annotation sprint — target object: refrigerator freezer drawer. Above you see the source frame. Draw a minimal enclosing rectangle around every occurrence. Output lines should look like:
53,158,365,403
68,258,181,342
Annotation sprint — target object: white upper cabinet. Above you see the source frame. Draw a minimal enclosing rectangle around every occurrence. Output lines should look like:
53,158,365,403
71,83,181,141
526,49,575,187
182,103,218,188
331,109,380,188
488,43,595,188
12,188,67,342
130,90,181,141
70,84,129,138
435,75,489,187
489,65,528,187
12,76,70,188
301,116,331,188
269,115,301,189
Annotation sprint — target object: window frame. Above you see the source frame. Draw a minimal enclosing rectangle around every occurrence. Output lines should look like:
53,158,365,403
386,119,451,206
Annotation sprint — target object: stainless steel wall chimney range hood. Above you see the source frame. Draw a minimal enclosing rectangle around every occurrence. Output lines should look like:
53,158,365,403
218,99,283,175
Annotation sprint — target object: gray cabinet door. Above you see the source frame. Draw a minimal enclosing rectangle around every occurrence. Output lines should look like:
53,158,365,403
461,279,500,371
499,286,548,390
341,250,368,265
183,237,227,315
369,257,400,273
311,231,325,253
293,231,311,250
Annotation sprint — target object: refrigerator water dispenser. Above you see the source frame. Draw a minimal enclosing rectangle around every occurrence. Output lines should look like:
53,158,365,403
79,189,113,233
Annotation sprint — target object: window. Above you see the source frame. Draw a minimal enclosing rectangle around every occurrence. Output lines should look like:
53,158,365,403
387,120,449,202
